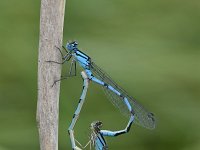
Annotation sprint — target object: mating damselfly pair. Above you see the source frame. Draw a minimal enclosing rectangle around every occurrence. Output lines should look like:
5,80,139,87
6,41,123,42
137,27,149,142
47,41,156,150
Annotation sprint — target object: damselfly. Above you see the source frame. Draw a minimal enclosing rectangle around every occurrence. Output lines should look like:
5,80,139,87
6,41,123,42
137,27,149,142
47,41,156,150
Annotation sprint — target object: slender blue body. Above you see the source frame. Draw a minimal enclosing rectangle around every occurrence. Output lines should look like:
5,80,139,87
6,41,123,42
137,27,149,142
67,41,155,129
65,41,155,150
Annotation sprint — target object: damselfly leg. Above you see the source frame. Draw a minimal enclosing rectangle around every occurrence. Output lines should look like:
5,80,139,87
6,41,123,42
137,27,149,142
51,60,77,87
46,46,72,64
46,46,77,87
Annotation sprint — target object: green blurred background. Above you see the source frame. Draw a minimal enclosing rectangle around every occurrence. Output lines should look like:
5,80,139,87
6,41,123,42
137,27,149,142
0,0,200,149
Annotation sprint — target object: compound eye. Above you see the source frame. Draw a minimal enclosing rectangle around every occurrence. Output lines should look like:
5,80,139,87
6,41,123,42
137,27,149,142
97,121,103,128
73,41,78,45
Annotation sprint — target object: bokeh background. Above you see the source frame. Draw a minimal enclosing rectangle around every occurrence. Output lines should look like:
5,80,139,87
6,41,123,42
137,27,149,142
0,0,200,149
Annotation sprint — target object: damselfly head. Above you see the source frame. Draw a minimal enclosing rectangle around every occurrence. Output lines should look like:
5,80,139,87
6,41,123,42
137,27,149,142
66,41,78,52
90,121,103,132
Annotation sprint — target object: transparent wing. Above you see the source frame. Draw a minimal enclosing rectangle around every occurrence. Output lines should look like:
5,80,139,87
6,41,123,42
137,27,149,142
90,62,156,130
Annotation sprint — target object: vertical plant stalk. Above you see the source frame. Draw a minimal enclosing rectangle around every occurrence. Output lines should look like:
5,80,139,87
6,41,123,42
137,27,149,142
37,0,66,150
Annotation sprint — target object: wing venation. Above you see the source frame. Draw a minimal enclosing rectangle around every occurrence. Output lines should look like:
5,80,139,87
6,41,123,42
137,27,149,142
90,62,156,129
